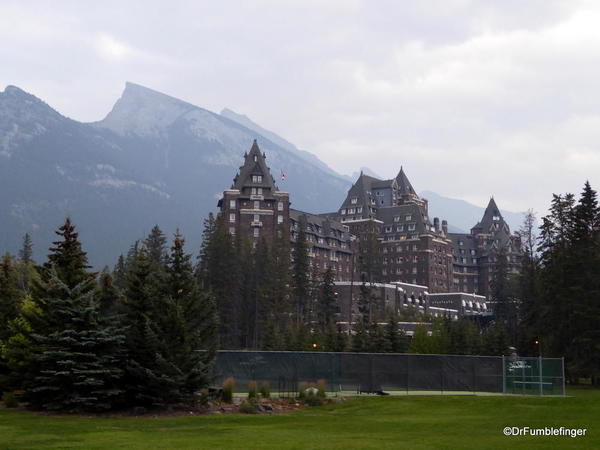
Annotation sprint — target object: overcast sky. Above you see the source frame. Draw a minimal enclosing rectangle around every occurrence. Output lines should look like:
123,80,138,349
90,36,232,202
2,0,600,216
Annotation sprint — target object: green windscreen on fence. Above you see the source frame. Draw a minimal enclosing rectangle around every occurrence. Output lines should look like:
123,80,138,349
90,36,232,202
503,356,565,396
210,351,565,396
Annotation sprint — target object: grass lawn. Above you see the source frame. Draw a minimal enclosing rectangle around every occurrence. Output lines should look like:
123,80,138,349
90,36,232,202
1,388,597,449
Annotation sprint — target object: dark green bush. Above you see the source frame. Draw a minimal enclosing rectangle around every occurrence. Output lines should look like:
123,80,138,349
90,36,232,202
260,381,271,399
2,392,18,408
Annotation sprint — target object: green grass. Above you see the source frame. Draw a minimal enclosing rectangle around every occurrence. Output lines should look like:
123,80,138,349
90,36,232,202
1,388,597,449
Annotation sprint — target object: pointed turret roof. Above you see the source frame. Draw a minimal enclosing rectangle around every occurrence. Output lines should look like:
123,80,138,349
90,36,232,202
231,140,278,191
471,197,509,234
395,167,416,196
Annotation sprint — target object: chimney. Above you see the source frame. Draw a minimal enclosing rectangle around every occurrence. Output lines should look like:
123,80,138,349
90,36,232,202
433,217,440,232
442,220,448,235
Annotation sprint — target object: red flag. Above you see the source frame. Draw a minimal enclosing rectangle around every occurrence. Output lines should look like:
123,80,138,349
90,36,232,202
280,170,286,181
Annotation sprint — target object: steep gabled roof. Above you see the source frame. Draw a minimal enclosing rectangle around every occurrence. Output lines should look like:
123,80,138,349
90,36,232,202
231,140,278,191
395,167,417,196
471,197,509,235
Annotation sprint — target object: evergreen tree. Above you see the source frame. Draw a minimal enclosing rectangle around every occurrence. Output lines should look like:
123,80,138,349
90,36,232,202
113,254,127,291
19,233,33,264
198,214,241,348
384,314,407,353
27,272,125,412
122,248,178,406
370,323,391,353
0,254,22,343
145,225,168,270
44,217,91,288
291,225,310,326
317,267,337,331
351,319,369,352
161,232,217,402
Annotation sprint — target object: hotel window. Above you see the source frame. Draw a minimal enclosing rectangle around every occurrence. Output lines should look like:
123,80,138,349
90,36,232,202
254,214,259,222
229,227,235,235
351,197,358,204
253,228,259,237
277,215,283,224
254,200,260,209
357,207,363,213
340,209,346,215
348,208,355,214
252,175,262,183
257,187,262,194
397,225,404,232
394,216,400,222
408,223,416,231
405,215,412,221
229,199,236,209
385,226,392,233
229,213,235,223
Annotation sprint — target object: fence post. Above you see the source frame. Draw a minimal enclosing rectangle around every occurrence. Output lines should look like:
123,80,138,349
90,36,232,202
539,356,543,396
561,357,566,396
501,356,506,395
406,355,410,395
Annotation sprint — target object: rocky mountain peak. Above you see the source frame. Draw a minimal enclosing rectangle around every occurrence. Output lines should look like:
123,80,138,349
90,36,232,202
97,82,197,137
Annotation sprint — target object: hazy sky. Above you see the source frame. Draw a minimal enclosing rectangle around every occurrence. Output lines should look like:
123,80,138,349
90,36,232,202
2,0,599,216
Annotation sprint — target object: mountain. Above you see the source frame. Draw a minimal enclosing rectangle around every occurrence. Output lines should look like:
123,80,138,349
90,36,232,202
421,190,526,234
0,83,351,267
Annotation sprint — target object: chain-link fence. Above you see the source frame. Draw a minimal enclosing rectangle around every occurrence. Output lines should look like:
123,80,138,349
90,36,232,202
211,351,565,396
503,356,565,395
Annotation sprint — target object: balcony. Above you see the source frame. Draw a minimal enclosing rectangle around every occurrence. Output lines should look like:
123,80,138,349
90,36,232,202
250,194,264,200
250,221,263,227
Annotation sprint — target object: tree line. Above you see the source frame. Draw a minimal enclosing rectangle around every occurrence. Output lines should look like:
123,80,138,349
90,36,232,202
0,219,217,411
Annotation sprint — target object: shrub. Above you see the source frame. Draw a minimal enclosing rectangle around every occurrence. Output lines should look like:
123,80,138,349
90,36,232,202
2,392,18,408
260,381,271,399
222,377,235,404
248,380,258,401
239,400,257,414
197,388,209,407
297,381,309,399
304,394,324,407
317,379,327,398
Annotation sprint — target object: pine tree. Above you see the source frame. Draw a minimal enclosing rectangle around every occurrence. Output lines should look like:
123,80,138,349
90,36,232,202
161,232,217,402
384,314,407,353
27,272,125,412
145,225,168,270
44,217,91,288
292,225,310,326
0,254,22,343
318,267,337,331
370,323,391,353
122,248,178,406
19,233,33,264
198,214,241,348
351,319,369,352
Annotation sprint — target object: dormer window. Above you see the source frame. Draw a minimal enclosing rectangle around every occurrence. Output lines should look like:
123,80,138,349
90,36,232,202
493,215,500,221
357,207,362,213
405,215,412,221
351,197,358,204
252,175,262,183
